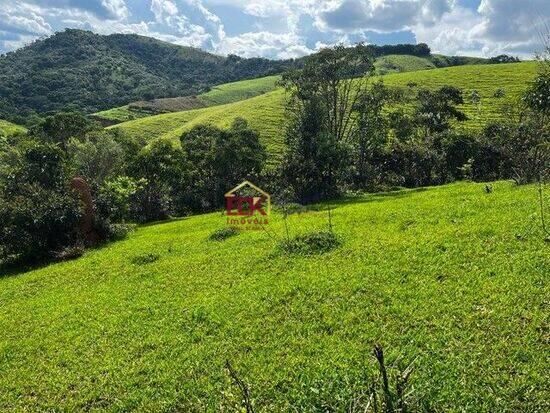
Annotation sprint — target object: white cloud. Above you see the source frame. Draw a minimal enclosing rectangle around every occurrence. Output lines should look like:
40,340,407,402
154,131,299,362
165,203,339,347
101,0,129,20
314,0,549,57
315,0,454,33
150,0,178,22
0,0,548,58
0,2,53,36
412,0,549,57
215,30,313,58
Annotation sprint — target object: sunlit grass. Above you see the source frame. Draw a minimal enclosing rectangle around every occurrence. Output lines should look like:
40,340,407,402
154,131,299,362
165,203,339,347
0,181,548,410
111,62,538,164
0,119,26,137
95,76,280,123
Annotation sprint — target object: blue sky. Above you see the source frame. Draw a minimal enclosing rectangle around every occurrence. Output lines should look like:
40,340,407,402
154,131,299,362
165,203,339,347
1,1,548,58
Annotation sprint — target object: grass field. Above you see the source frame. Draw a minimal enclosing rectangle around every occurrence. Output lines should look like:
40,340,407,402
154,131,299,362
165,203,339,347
111,62,538,164
0,181,548,411
94,76,280,123
0,119,26,137
374,54,436,74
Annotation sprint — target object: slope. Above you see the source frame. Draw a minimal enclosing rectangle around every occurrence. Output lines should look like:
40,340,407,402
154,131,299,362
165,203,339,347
374,54,437,74
0,181,547,410
112,61,538,163
94,75,281,124
96,54,493,124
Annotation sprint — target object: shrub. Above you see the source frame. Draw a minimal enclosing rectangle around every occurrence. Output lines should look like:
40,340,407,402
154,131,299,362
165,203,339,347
54,244,85,261
96,176,146,223
128,140,187,222
105,223,136,241
131,253,160,265
208,227,239,241
0,184,82,263
277,231,340,255
66,131,125,186
180,119,266,212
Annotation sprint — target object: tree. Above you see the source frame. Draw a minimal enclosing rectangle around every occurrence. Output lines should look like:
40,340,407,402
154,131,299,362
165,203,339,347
352,80,389,188
67,130,125,187
415,86,468,134
128,139,187,221
0,139,82,263
489,54,520,64
281,95,348,203
281,44,374,201
30,111,100,147
180,118,266,211
282,44,373,144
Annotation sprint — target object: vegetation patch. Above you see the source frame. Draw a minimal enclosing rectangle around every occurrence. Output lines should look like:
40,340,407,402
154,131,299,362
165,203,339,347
94,76,281,124
130,252,160,265
0,119,26,137
274,202,307,215
277,231,341,256
208,227,239,241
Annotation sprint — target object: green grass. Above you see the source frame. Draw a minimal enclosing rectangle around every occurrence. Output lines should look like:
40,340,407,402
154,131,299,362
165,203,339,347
93,105,152,123
380,61,538,130
111,62,538,163
94,76,280,123
374,54,436,74
110,88,287,164
1,181,548,411
0,119,26,137
198,75,280,106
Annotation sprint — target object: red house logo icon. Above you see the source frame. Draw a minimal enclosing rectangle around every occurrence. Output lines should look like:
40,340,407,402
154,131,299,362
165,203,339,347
225,181,271,230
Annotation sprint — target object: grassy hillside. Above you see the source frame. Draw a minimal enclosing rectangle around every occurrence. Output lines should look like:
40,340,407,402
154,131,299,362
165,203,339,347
110,87,287,162
374,54,436,74
0,119,26,137
1,181,548,410
97,55,489,124
112,62,538,162
94,76,280,124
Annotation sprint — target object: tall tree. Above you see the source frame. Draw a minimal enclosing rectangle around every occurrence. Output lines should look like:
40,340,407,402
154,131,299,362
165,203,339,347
281,44,373,201
415,86,468,134
352,80,389,188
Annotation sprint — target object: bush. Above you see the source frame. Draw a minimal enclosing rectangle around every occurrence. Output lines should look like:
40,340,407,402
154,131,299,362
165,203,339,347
277,231,340,255
128,140,187,222
54,244,85,261
180,119,266,212
108,223,135,241
66,131,125,186
0,184,82,263
131,253,160,265
208,227,239,241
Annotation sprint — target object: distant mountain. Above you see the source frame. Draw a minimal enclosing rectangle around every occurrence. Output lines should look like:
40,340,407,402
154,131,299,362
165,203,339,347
0,29,297,124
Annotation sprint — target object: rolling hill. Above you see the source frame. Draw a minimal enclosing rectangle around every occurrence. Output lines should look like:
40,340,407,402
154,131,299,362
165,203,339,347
97,55,493,124
0,181,547,410
374,54,437,74
111,62,538,164
94,75,281,124
0,29,296,124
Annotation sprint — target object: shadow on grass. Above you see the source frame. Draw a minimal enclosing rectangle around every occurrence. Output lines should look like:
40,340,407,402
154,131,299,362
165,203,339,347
139,215,190,228
301,186,430,211
0,259,54,279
